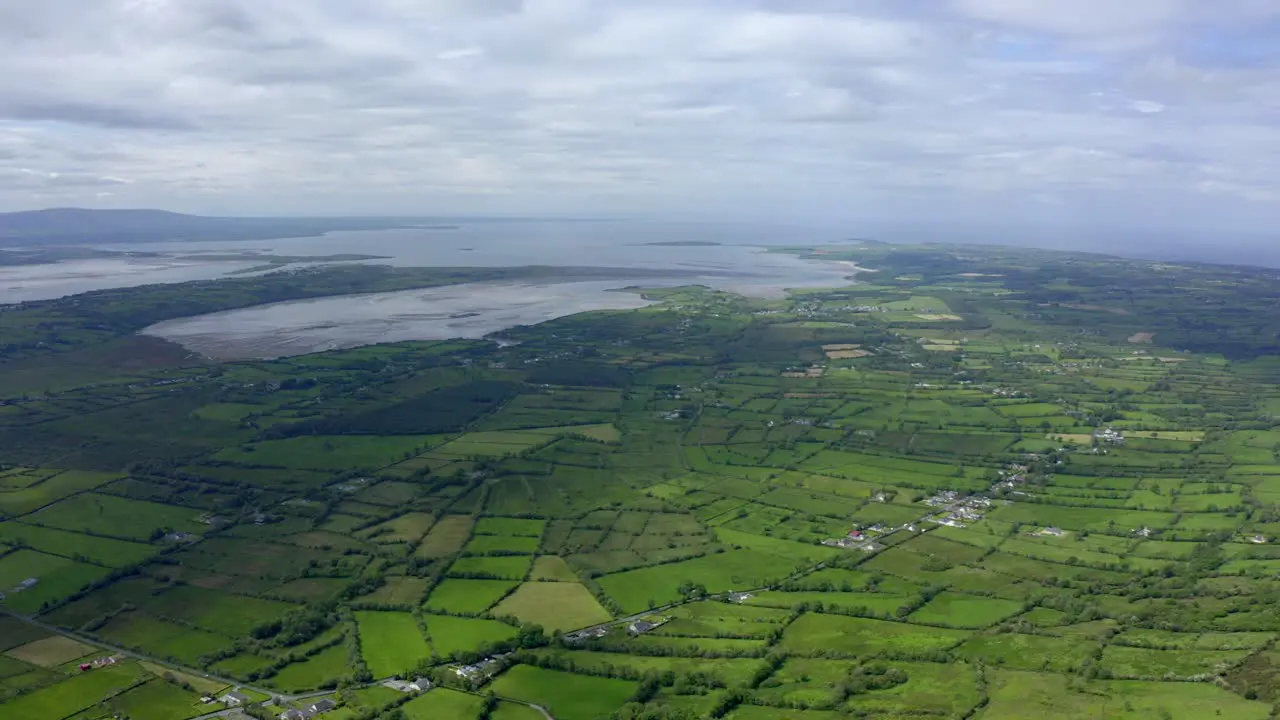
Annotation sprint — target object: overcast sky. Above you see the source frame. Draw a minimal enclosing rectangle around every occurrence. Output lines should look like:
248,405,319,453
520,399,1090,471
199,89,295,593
2,0,1279,238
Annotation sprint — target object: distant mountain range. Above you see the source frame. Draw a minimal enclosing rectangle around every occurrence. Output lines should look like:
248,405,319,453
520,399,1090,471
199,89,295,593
0,208,454,246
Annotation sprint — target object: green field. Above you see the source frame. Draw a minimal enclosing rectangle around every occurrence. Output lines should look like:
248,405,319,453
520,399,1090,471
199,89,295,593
779,613,971,656
24,493,204,540
105,678,205,720
448,555,534,581
355,611,432,678
95,612,235,665
213,435,433,470
597,550,805,613
906,592,1025,628
2,241,1280,718
489,665,638,720
0,662,144,719
425,578,519,614
267,644,351,691
490,582,613,632
401,687,485,719
0,522,157,567
422,615,518,658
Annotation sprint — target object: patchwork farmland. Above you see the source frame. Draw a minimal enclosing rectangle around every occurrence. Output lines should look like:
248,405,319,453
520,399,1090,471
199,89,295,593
3,243,1280,719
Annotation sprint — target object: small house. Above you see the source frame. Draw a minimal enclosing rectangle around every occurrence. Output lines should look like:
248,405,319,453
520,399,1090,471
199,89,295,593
628,620,657,635
279,710,314,720
222,691,251,707
408,678,431,692
307,699,337,714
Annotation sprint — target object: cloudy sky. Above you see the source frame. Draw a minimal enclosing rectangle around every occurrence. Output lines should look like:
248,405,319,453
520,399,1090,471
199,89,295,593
2,0,1279,239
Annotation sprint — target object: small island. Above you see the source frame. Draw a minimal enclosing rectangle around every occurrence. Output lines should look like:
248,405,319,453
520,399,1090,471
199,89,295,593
640,240,722,247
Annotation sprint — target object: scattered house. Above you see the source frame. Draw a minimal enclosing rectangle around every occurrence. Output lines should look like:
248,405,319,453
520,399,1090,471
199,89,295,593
564,627,609,644
15,578,38,591
628,620,658,635
1134,526,1154,538
221,691,251,707
408,678,431,693
453,655,506,681
1037,527,1066,538
1251,534,1268,544
729,592,753,603
201,696,216,704
1094,427,1126,445
306,699,337,714
87,656,119,669
280,709,313,720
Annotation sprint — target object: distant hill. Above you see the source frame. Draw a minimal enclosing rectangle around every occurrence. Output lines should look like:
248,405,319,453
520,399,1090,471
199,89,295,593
0,208,452,246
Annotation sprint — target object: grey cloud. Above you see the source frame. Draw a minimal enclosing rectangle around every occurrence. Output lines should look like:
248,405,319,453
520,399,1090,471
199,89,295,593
0,0,1276,230
3,101,197,131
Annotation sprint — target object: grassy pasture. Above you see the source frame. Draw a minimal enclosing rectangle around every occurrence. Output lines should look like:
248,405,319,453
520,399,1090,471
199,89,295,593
530,555,578,582
536,649,762,686
0,616,52,651
956,633,1098,672
475,517,547,537
422,614,518,658
465,534,541,554
1100,646,1249,678
980,669,1270,719
597,549,804,614
489,665,637,720
267,644,351,692
25,493,203,540
359,576,432,606
138,585,297,636
490,582,612,632
401,687,484,719
355,611,432,678
448,555,533,580
779,613,970,657
425,578,518,614
361,512,435,544
416,515,473,558
0,549,110,614
4,635,94,667
746,590,913,616
0,662,144,720
96,612,234,665
105,678,205,720
653,600,791,639
0,470,124,518
213,435,432,470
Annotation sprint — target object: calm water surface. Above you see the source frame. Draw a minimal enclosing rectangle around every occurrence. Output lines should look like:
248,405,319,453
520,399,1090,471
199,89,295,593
113,221,855,358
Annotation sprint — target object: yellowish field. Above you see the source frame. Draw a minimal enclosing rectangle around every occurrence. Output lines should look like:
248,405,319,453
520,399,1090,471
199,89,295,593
1127,431,1205,441
4,636,94,667
1047,434,1094,445
826,349,872,359
491,582,612,632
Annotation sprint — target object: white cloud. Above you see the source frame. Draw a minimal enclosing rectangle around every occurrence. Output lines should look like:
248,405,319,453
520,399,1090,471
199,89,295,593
954,0,1183,43
0,0,1276,233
